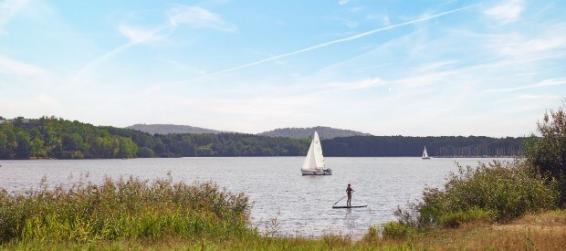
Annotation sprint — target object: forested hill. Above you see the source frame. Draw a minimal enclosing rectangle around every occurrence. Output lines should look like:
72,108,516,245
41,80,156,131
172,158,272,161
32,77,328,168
323,136,524,157
127,124,222,135
0,117,524,159
259,126,371,139
0,117,307,159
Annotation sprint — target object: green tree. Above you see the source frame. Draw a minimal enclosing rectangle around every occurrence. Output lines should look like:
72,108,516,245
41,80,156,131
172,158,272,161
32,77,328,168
117,137,137,158
526,105,566,205
30,137,47,158
15,131,31,159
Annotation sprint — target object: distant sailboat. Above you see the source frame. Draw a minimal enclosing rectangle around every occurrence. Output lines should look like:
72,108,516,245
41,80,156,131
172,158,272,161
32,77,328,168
301,131,332,175
422,146,431,159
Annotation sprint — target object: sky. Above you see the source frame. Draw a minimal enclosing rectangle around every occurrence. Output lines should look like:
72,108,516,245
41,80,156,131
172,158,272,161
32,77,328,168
1,0,565,137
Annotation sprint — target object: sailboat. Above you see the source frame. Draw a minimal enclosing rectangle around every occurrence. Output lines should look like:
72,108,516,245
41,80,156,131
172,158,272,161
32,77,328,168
422,146,431,159
301,131,332,175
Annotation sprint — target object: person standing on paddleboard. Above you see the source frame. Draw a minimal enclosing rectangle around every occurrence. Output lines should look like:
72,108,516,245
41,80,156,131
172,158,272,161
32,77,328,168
346,184,354,207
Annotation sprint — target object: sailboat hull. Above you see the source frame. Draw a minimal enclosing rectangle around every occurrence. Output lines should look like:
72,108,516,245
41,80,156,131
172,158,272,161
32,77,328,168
301,168,332,176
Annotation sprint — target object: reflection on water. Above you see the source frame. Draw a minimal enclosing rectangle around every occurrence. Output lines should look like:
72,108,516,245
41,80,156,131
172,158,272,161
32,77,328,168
0,157,511,237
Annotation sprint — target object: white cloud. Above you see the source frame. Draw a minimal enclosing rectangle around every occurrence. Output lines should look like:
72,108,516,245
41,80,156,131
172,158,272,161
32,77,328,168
486,78,566,93
167,5,237,32
77,5,235,79
326,78,383,92
338,0,350,6
0,0,29,32
0,55,48,78
488,31,566,58
118,24,162,43
484,0,524,24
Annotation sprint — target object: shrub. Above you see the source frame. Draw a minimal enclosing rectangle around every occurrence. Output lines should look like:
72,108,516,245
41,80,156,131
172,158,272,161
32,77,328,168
382,221,413,240
0,176,251,243
438,207,493,228
361,225,379,243
526,105,566,206
399,161,557,229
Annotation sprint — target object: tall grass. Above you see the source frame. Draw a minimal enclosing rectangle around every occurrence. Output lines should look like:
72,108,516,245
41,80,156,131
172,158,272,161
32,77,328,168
0,175,251,244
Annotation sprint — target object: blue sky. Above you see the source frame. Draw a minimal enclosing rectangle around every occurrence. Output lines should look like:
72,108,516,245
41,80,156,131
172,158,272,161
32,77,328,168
1,0,565,136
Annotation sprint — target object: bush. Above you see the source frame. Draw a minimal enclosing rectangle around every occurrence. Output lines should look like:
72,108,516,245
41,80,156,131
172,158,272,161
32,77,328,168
438,208,493,228
361,225,379,243
381,221,413,240
399,161,557,229
526,105,566,206
0,176,251,243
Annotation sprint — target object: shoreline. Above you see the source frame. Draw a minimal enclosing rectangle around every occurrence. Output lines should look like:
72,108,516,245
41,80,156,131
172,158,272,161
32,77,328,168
1,156,519,161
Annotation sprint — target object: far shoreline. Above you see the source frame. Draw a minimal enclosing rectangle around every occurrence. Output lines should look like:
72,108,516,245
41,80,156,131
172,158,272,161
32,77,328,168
0,155,519,161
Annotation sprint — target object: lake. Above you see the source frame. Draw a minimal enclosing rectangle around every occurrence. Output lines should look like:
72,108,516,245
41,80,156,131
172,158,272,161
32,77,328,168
0,157,511,238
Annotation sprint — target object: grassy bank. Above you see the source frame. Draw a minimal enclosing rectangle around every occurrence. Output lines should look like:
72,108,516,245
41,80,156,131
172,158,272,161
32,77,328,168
3,210,566,250
1,175,565,250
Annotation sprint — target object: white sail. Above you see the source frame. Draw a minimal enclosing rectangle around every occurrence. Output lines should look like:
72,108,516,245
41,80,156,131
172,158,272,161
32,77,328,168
302,131,325,170
422,146,430,159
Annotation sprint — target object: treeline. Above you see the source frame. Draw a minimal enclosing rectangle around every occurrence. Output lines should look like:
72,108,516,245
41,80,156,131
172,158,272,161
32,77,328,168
323,136,523,157
0,117,308,159
0,116,524,159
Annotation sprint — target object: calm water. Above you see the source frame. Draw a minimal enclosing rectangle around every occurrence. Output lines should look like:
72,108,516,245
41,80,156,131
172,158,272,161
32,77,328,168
0,157,511,237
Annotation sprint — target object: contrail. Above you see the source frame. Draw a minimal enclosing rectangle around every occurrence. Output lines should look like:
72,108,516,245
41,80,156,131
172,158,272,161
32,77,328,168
204,4,475,77
72,25,173,80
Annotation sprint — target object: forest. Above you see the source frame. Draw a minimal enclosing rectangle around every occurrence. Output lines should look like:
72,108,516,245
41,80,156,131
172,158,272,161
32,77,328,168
0,116,525,159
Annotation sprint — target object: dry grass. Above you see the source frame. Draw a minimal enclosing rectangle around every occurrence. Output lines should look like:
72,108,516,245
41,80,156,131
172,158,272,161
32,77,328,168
3,210,566,250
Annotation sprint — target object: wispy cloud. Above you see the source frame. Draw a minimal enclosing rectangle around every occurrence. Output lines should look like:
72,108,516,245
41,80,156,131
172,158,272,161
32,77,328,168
0,0,29,33
487,31,566,58
167,5,237,32
202,4,475,77
74,25,171,79
486,78,566,93
484,0,525,24
338,0,350,6
76,5,234,78
0,54,48,78
118,24,164,43
325,78,383,92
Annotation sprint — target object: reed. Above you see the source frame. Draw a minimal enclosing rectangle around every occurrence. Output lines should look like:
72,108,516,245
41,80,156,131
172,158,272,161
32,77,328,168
0,175,251,244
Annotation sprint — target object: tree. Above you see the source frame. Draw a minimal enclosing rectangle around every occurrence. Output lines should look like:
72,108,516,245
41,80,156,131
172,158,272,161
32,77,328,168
30,137,47,157
526,105,566,205
117,137,137,158
15,131,31,159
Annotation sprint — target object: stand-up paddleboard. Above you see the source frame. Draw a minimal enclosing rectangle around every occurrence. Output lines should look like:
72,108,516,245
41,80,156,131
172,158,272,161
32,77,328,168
332,205,367,209
332,195,367,209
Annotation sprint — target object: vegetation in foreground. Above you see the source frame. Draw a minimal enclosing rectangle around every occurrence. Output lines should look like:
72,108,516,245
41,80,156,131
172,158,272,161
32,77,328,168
0,176,251,244
2,209,566,250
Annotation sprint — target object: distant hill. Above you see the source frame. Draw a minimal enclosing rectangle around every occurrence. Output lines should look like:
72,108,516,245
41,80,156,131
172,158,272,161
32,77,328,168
259,126,372,139
127,124,222,135
0,117,525,159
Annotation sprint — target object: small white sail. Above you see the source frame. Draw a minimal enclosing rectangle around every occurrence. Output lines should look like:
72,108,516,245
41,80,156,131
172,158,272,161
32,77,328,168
302,131,325,170
301,131,331,175
422,146,430,159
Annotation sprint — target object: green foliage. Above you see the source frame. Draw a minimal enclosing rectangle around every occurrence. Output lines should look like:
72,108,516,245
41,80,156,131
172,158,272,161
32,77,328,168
0,117,308,159
526,105,566,205
0,177,251,243
401,161,557,229
381,221,413,240
361,225,379,243
438,208,493,228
